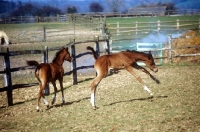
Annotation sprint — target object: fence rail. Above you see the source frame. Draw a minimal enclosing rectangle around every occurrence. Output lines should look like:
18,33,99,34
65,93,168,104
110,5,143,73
108,19,200,37
1,9,200,24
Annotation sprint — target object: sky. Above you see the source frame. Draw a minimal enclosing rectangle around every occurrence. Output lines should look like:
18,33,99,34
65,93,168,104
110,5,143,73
5,0,200,13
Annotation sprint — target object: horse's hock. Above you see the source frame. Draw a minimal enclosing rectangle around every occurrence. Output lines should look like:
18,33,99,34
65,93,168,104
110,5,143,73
172,30,200,63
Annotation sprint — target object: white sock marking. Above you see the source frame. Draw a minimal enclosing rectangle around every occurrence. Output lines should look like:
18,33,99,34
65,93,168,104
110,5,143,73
62,97,65,102
36,106,39,110
144,86,151,94
90,93,95,107
43,98,49,105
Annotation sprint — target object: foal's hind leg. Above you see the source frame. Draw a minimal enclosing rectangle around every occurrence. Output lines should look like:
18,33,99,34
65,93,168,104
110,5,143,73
126,66,153,96
37,82,49,111
90,71,107,109
51,81,58,105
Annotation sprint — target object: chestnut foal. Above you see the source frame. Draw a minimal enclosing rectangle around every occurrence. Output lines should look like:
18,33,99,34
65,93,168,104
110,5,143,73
87,46,159,109
27,47,73,111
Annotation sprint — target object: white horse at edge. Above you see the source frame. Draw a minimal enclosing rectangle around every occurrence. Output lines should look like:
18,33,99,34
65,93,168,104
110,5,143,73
0,31,9,45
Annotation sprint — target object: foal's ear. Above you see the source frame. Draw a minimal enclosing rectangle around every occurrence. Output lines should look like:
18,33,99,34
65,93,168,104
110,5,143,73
148,51,152,59
149,51,152,54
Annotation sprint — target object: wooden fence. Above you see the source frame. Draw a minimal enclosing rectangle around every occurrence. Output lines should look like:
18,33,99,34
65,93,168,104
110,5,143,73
132,35,200,63
1,9,200,24
1,14,67,24
107,19,200,38
0,36,110,106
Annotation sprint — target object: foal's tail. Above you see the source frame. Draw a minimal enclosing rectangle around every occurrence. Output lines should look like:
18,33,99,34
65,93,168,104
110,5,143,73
26,60,40,67
87,46,98,60
26,60,41,82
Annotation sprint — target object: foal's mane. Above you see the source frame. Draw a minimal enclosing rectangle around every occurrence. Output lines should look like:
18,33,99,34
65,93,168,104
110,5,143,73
52,48,65,63
126,49,147,54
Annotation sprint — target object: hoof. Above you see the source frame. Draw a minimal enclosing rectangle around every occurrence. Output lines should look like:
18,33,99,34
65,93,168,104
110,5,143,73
156,80,160,84
150,92,154,97
51,100,55,105
46,104,49,107
51,97,56,105
92,105,96,110
36,106,40,112
62,98,65,104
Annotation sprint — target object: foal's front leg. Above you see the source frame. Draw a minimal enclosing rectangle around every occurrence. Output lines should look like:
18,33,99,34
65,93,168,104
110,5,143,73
37,82,49,111
126,66,153,96
133,63,160,84
59,78,65,104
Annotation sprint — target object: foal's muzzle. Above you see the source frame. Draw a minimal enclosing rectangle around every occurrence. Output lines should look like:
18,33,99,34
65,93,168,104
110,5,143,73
153,68,158,73
69,58,73,62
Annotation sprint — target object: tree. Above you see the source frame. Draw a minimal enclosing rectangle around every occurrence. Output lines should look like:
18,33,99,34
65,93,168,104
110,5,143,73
67,6,77,14
89,2,104,12
163,2,177,15
10,3,38,16
106,0,125,12
35,6,63,16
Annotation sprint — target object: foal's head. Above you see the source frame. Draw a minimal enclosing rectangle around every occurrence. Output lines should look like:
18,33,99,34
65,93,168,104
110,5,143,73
63,47,73,62
53,47,73,63
144,51,158,73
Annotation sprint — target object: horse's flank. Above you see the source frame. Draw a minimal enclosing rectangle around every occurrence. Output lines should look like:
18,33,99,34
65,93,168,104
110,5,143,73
0,31,9,45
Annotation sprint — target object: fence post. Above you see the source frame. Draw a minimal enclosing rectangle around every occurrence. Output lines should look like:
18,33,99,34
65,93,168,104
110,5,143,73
43,46,49,95
35,16,38,23
199,18,200,33
57,14,59,22
157,20,160,32
43,26,46,42
4,48,13,106
176,19,179,30
95,36,100,57
20,16,22,23
117,22,119,36
168,34,172,63
71,39,77,85
106,35,110,54
136,21,138,35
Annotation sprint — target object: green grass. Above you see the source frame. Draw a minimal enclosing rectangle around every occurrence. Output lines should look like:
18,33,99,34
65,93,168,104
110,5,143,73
0,64,200,131
106,15,200,40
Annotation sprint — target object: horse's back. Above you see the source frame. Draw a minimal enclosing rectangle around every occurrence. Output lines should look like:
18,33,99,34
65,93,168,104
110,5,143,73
94,52,135,70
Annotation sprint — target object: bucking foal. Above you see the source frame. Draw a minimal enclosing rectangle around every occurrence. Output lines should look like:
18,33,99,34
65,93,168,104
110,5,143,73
87,46,159,109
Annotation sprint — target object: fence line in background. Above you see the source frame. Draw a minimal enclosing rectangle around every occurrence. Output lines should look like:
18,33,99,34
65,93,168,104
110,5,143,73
108,19,200,36
1,9,200,24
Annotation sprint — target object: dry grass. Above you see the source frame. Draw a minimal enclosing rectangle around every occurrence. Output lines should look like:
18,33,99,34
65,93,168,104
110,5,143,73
0,64,200,132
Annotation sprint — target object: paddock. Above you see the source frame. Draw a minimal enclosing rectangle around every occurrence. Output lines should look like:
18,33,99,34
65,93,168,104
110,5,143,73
0,15,200,131
0,64,200,131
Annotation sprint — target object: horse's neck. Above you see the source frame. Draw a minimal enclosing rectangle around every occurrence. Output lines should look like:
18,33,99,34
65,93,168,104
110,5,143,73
132,52,148,61
53,56,65,66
